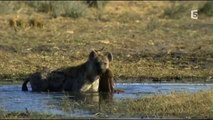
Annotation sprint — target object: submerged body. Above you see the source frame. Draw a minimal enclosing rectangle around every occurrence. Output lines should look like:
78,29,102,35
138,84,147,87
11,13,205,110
22,50,113,93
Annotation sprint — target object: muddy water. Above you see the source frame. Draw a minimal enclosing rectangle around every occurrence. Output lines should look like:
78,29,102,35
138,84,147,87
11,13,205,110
0,83,212,118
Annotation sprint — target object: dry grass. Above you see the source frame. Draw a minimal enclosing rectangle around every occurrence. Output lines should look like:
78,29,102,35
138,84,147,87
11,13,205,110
125,90,211,118
0,112,59,119
0,1,211,82
88,90,212,119
0,108,59,119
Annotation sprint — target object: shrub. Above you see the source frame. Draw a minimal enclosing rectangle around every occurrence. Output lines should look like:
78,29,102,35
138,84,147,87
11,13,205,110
199,2,213,16
0,1,24,14
26,1,87,19
26,1,54,13
60,1,87,19
86,0,108,9
163,2,189,19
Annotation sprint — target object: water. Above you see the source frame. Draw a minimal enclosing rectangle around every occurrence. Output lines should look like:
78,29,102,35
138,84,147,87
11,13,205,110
115,83,213,99
0,83,212,117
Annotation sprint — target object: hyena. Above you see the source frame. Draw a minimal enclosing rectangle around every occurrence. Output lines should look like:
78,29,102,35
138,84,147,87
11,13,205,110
22,50,113,92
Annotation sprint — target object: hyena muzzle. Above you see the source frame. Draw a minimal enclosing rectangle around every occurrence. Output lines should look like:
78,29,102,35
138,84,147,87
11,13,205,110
22,50,113,92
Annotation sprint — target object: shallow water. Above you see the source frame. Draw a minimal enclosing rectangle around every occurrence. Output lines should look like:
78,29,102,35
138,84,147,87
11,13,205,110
0,83,212,118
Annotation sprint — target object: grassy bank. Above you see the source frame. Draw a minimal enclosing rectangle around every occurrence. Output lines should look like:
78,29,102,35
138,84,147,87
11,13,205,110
0,110,60,119
0,1,212,82
1,90,211,119
89,90,212,119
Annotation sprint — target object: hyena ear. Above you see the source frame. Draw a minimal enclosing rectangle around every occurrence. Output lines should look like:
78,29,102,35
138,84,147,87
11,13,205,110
107,52,113,62
89,50,97,60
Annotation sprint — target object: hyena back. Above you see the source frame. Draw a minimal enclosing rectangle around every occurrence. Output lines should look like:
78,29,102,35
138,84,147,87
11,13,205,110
22,50,113,92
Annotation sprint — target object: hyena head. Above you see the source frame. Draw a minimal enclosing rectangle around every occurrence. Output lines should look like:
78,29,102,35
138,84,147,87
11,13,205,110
87,50,113,76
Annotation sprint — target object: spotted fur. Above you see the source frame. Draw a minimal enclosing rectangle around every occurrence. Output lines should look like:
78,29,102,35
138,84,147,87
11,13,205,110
22,50,113,92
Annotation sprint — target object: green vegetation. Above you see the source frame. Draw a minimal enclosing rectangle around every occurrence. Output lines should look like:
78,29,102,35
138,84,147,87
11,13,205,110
27,1,88,19
163,1,189,19
199,2,213,16
125,91,210,118
0,109,59,119
87,90,211,119
0,1,107,19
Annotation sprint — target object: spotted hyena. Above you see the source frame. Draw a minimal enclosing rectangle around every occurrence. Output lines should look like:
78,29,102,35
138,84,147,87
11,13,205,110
22,50,113,92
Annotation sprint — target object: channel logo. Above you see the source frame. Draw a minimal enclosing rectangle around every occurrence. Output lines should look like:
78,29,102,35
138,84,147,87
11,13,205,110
191,10,198,19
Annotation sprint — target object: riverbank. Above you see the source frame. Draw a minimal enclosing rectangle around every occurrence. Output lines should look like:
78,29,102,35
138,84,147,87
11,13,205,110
0,90,211,119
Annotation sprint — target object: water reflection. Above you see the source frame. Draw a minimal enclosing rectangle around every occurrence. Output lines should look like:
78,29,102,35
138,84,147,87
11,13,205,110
61,92,114,104
0,83,213,117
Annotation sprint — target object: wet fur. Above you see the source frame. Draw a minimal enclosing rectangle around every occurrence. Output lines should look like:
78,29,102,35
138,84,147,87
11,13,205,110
22,50,113,92
98,69,114,93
